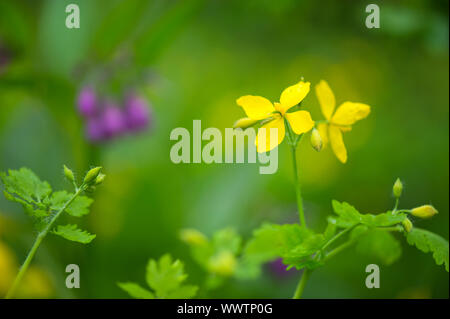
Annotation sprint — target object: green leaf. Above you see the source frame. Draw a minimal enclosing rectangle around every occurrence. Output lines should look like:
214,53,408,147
355,229,402,265
118,282,155,299
406,228,449,272
243,223,321,272
212,228,242,255
1,168,52,203
146,254,198,299
1,168,52,218
331,200,406,228
66,196,93,217
47,190,72,211
52,224,96,244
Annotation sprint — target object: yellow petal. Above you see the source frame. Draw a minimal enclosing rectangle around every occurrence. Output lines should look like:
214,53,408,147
255,116,285,153
329,125,347,163
317,123,328,146
315,80,335,120
236,95,275,120
279,81,310,113
285,110,315,135
331,102,370,126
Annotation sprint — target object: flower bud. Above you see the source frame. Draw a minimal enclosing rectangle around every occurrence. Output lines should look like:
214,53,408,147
180,229,208,246
94,173,106,185
402,218,413,233
410,205,438,219
83,167,102,185
310,128,323,152
233,117,258,129
393,178,403,198
208,251,236,276
63,165,75,183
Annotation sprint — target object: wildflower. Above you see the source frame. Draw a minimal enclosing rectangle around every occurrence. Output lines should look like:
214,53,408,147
77,87,97,117
101,102,126,138
236,81,315,152
315,80,371,163
410,205,438,219
124,94,151,132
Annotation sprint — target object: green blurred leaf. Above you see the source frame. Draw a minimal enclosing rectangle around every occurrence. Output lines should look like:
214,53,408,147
66,195,93,217
356,229,402,265
146,254,198,299
406,228,449,272
52,224,96,244
117,282,155,299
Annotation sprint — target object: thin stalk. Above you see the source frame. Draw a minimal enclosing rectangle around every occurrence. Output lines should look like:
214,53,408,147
324,240,354,262
290,146,306,228
6,188,83,299
293,269,311,299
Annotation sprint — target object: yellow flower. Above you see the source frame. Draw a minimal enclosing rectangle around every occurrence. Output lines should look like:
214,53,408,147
236,81,315,152
315,80,371,163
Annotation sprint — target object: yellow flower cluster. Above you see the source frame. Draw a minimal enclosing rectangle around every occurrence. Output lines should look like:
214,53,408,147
235,79,371,163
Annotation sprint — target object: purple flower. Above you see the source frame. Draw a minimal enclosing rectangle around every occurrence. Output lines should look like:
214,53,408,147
124,95,151,132
101,102,126,138
86,116,106,142
77,87,97,117
268,258,297,278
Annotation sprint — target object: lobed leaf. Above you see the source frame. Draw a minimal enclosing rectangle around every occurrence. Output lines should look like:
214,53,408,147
146,254,198,299
52,224,96,244
331,200,406,228
406,228,449,272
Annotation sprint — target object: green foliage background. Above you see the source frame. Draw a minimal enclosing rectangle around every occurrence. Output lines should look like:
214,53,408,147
0,0,448,298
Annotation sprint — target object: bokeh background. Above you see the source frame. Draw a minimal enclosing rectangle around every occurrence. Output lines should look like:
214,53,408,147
0,0,448,298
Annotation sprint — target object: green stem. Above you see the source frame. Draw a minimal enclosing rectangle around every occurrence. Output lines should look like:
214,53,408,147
321,225,355,252
5,188,83,299
290,146,306,228
293,269,311,299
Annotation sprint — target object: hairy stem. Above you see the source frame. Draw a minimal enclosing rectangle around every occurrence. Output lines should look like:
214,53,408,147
293,269,311,299
6,188,83,299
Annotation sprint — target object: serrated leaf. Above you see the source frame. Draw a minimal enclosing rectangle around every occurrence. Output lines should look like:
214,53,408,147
146,254,198,299
406,228,449,272
118,282,155,299
52,224,96,244
1,168,52,203
243,223,321,272
356,229,402,265
332,200,406,228
1,168,52,218
48,190,72,211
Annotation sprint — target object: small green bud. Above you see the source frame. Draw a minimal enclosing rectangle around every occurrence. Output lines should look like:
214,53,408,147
94,173,106,185
83,167,102,185
233,117,258,129
393,178,403,198
63,165,75,182
310,128,323,152
410,205,438,219
402,218,413,233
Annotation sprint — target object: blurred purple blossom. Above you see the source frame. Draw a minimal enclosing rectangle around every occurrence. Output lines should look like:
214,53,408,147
77,87,97,117
268,258,297,278
124,94,151,132
76,86,153,143
101,102,126,138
